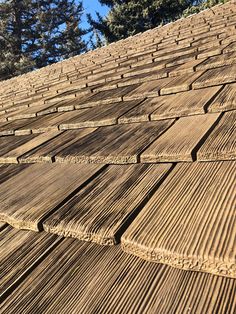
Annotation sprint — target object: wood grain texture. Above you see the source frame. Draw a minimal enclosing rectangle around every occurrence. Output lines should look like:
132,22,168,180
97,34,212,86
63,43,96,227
0,164,30,185
0,134,36,157
193,64,236,89
59,100,142,130
141,113,220,162
0,163,104,230
56,120,174,164
19,129,97,163
160,71,204,95
118,97,167,124
1,239,235,314
208,83,236,112
14,111,77,135
0,226,61,298
151,86,222,120
122,161,236,278
76,86,137,108
43,163,172,244
196,51,236,71
0,131,61,163
0,118,38,136
122,78,173,100
197,111,236,161
168,58,205,77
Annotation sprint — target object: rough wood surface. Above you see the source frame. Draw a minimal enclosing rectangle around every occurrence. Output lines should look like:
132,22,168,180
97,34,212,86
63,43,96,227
19,129,97,163
14,111,77,135
197,111,236,161
0,118,38,136
0,131,61,163
122,78,173,100
0,163,104,230
56,120,174,164
0,164,30,185
118,97,167,124
141,113,220,162
43,163,172,244
193,64,236,89
160,71,204,95
76,86,137,108
0,226,61,298
208,83,236,112
59,100,142,129
1,239,235,314
151,86,222,120
122,161,236,278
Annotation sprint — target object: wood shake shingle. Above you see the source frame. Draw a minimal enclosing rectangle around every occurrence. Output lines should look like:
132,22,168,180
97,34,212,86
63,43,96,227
0,1,235,312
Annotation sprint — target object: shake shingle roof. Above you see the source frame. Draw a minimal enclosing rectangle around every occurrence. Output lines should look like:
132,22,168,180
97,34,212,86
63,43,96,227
0,1,236,312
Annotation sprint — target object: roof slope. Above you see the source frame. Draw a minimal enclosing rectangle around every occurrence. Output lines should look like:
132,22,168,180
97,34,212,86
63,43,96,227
0,1,236,312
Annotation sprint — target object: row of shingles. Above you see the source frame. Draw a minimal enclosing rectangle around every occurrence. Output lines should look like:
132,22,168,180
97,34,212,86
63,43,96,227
0,158,174,244
0,131,62,164
0,226,62,299
1,234,235,314
0,163,104,230
0,77,234,137
13,109,235,165
0,4,234,136
0,2,229,118
0,20,234,162
1,11,236,134
0,1,232,103
121,160,236,278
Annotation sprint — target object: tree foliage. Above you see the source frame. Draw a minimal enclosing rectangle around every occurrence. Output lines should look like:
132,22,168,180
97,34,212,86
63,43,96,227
0,0,87,79
183,0,229,17
88,0,198,45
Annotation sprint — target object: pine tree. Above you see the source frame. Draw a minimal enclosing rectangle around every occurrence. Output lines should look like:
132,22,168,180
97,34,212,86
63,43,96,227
87,0,211,45
33,0,87,67
183,0,229,17
0,0,36,78
0,0,87,79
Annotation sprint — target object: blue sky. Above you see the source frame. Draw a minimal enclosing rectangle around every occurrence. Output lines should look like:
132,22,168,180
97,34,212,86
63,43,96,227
82,0,109,29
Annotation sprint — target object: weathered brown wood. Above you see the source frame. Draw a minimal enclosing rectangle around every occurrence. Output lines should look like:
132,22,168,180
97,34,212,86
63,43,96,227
151,86,222,120
118,97,167,124
208,83,236,112
59,100,142,130
122,78,173,100
75,86,137,109
197,110,236,161
19,129,97,163
196,51,236,71
43,163,172,244
193,64,236,89
0,163,104,230
0,134,37,158
56,120,174,164
0,131,61,163
0,118,38,136
122,161,236,278
0,164,30,185
0,226,61,298
14,111,78,135
1,239,235,314
141,113,220,162
160,71,204,95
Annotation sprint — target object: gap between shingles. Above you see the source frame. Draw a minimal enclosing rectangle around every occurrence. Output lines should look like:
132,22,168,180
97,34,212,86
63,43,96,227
114,163,177,244
203,84,225,113
191,112,224,161
38,164,109,231
0,237,64,302
136,118,177,163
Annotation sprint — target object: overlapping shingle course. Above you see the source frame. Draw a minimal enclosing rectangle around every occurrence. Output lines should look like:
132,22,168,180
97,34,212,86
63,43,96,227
0,1,235,312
